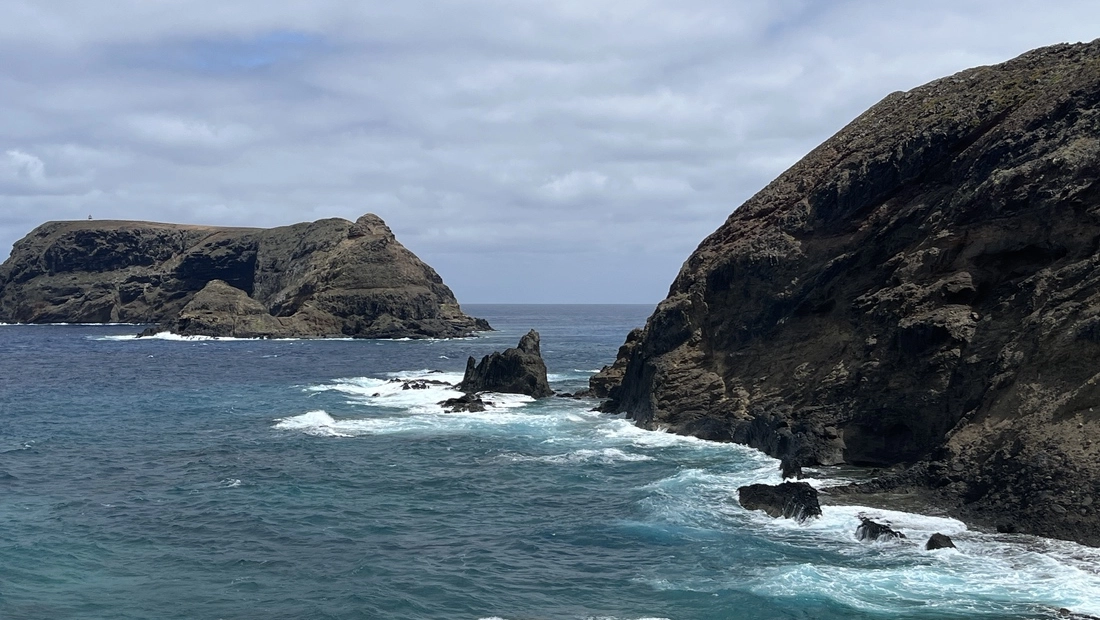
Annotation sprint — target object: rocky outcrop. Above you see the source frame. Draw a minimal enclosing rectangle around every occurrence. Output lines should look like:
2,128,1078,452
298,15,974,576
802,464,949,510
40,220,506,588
0,214,490,339
439,393,490,413
458,330,553,398
855,517,906,542
925,533,957,550
598,40,1100,545
737,481,822,522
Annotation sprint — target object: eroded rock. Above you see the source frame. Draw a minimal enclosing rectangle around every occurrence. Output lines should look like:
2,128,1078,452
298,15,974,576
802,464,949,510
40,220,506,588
458,330,553,398
737,481,822,522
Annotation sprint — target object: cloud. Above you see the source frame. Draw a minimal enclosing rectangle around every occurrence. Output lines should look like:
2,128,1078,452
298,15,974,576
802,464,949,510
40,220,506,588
0,1,1098,302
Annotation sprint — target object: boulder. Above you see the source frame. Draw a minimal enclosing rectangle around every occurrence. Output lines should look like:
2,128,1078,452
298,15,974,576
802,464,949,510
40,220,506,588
457,330,553,398
439,393,489,413
737,481,822,522
855,516,906,542
925,533,957,550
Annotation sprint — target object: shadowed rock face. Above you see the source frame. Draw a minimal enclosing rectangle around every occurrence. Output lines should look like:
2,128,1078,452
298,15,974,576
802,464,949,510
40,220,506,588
0,214,490,339
595,40,1100,545
737,482,822,522
458,330,553,398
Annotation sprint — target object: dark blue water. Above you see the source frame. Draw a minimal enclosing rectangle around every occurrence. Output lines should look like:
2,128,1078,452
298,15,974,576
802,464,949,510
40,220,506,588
2,305,1098,619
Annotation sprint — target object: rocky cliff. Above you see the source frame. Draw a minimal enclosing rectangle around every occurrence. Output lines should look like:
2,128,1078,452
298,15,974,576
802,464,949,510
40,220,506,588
595,40,1100,544
0,214,490,339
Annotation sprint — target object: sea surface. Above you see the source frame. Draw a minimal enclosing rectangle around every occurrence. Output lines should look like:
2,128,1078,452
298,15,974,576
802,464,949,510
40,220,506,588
2,304,1100,619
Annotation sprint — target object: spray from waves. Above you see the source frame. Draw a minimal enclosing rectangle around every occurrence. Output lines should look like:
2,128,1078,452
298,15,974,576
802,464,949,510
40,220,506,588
633,453,1100,617
499,448,655,465
273,410,354,437
304,371,536,414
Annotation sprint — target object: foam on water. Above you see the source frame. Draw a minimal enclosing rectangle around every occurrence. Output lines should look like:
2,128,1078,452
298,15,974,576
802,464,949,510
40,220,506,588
500,447,654,465
278,364,1100,617
630,447,1100,617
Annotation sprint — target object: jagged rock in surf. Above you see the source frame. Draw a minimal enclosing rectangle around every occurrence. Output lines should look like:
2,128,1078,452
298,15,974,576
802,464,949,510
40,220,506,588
737,481,822,522
458,330,553,398
855,516,906,542
439,393,489,413
925,533,957,550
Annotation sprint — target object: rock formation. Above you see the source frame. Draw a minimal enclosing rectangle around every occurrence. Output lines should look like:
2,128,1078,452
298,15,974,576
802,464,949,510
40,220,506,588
925,533,957,550
855,517,906,542
737,481,822,522
439,393,490,413
594,40,1100,544
458,330,553,398
0,214,490,339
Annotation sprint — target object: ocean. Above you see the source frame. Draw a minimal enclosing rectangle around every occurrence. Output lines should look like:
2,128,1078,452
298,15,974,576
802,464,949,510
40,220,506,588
2,304,1099,619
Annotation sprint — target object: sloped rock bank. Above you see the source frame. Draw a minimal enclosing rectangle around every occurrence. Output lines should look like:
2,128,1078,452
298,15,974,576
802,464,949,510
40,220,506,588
0,214,489,339
595,40,1100,544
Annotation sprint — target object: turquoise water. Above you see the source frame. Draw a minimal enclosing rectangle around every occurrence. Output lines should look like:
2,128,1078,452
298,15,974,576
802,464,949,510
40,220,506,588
2,305,1099,619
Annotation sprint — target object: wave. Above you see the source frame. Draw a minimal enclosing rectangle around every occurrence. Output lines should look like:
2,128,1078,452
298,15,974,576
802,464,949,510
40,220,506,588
500,448,655,465
634,461,1100,617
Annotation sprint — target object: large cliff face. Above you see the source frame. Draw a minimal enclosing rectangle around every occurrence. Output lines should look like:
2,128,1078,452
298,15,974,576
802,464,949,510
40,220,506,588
0,214,490,339
597,40,1100,543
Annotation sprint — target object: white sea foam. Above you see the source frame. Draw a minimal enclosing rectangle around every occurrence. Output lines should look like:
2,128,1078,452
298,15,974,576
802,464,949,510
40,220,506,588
273,410,354,437
95,332,357,342
632,455,1100,617
501,448,654,465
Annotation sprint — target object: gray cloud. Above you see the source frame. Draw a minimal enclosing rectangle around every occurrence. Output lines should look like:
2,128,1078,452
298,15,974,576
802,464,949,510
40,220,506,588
1,0,1097,302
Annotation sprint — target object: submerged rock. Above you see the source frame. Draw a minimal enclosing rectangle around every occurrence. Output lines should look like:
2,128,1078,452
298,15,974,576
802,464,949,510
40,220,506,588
458,330,553,398
855,516,906,542
0,213,490,339
925,533,957,550
737,481,822,522
596,39,1100,546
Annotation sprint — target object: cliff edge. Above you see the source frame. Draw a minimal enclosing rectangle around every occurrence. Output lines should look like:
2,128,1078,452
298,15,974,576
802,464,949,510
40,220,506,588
0,213,490,339
596,40,1100,544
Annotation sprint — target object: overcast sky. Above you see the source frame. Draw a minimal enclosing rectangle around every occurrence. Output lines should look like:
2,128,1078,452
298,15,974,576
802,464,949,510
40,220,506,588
1,1,1097,303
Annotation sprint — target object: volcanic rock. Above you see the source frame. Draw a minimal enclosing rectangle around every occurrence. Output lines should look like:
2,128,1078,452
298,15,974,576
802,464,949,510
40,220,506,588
598,40,1100,545
458,330,553,398
855,516,906,542
737,481,822,522
440,393,489,413
0,214,490,339
925,533,957,550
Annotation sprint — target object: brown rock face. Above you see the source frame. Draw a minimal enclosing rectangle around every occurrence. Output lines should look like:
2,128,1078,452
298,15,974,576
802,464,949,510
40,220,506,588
0,214,490,339
458,330,553,398
596,40,1100,544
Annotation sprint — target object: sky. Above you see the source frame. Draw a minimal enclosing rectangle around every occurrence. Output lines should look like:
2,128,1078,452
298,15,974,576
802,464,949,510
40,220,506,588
0,1,1097,303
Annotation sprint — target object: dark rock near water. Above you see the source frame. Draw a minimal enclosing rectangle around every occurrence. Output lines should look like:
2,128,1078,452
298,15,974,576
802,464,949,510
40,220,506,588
597,40,1100,546
439,393,489,413
925,533,957,550
737,481,822,522
855,516,906,542
0,214,490,339
458,330,553,398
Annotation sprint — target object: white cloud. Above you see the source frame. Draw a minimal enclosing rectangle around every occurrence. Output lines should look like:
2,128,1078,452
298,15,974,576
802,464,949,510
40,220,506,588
2,150,46,185
0,0,1098,301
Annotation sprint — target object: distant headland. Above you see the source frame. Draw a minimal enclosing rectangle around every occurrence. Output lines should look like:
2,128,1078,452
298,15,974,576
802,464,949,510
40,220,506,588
0,213,490,339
